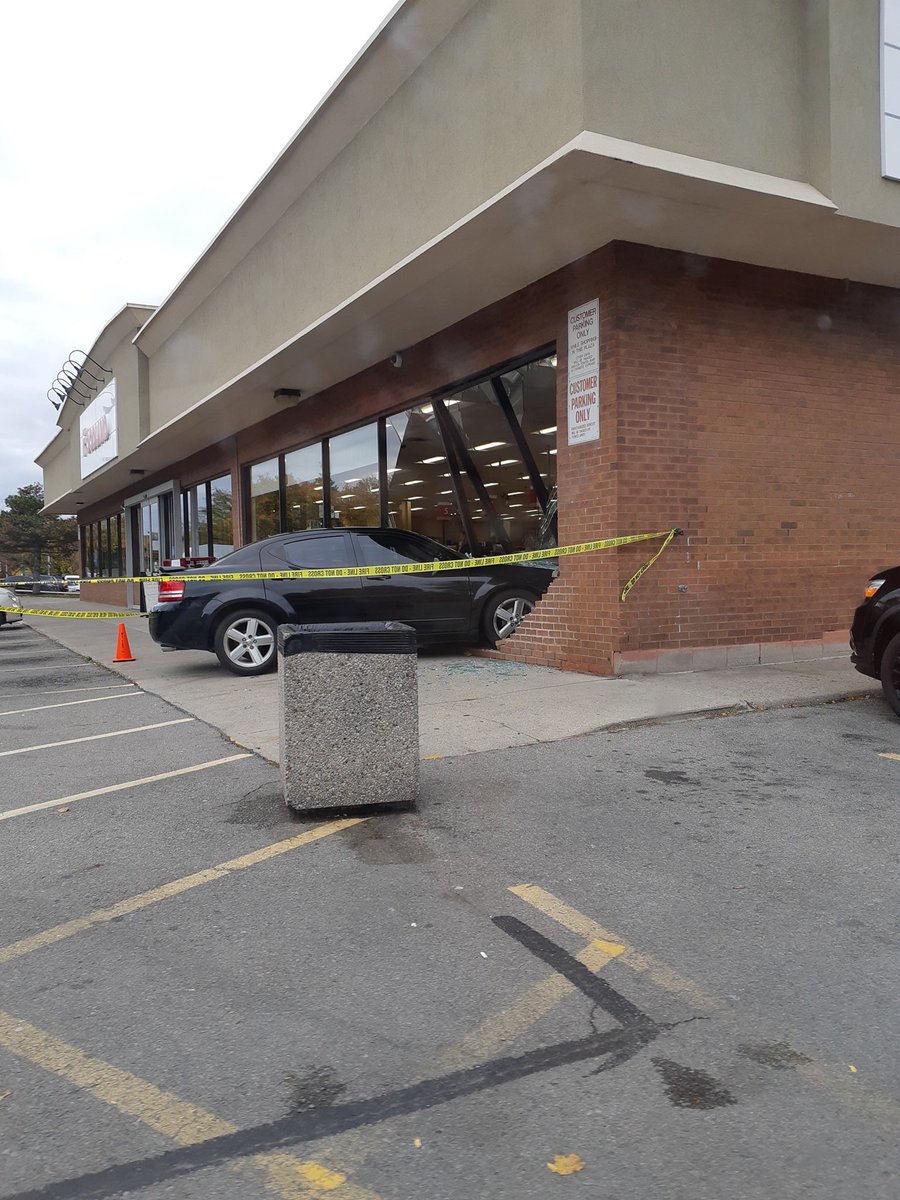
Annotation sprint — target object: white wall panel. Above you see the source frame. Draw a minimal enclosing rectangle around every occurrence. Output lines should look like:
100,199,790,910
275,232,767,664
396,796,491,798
884,1,900,178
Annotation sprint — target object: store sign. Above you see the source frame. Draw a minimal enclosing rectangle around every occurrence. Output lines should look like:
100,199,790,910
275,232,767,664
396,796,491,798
567,299,600,445
80,380,118,479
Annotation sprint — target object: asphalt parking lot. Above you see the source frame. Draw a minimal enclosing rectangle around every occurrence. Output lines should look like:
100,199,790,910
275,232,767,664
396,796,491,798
2,621,900,1199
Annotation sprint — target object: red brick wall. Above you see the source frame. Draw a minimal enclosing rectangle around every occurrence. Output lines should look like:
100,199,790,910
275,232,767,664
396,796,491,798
79,241,900,669
494,242,900,672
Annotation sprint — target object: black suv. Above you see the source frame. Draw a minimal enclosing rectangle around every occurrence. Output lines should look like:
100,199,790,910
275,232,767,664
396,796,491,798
851,566,900,718
148,528,553,676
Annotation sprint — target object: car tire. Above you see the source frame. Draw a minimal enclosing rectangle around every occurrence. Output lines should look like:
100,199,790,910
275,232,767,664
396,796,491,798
213,608,279,676
879,631,900,719
481,588,537,647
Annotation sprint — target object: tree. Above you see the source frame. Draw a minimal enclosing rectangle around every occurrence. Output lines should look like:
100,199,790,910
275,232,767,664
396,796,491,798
0,483,79,592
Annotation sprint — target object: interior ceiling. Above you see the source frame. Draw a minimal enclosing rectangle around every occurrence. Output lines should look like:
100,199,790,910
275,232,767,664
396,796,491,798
51,140,900,514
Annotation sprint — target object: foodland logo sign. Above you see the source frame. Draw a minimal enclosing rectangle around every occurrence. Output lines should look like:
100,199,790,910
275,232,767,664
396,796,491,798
79,379,118,479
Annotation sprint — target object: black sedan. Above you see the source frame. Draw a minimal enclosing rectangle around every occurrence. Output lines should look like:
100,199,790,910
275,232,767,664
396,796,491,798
149,528,553,675
851,565,900,718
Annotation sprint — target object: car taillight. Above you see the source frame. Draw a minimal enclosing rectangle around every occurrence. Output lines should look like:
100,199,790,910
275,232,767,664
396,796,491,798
864,578,884,600
158,579,185,602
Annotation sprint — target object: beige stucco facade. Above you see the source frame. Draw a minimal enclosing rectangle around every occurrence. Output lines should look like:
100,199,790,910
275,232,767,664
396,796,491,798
40,0,900,515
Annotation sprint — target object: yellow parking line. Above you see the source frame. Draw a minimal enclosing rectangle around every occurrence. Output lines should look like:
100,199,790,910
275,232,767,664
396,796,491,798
509,883,721,1010
0,1010,380,1200
0,817,367,965
878,752,900,762
509,884,900,1135
0,754,252,822
437,937,623,1072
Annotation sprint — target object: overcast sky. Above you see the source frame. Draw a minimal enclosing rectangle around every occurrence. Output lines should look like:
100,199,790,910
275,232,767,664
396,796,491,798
0,0,399,508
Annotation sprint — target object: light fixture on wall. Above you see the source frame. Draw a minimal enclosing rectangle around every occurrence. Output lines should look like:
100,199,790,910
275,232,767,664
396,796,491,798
389,352,403,369
273,388,303,404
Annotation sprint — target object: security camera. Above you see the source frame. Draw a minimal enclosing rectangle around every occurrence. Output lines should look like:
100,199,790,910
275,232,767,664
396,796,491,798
389,352,403,369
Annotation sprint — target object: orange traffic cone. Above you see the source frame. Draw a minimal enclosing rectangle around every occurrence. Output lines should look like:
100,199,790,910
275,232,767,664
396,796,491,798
113,622,136,663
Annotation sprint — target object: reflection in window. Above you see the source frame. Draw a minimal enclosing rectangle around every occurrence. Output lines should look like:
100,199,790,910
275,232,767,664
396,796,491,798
210,474,233,556
250,458,281,541
329,424,379,526
284,445,324,532
196,485,209,555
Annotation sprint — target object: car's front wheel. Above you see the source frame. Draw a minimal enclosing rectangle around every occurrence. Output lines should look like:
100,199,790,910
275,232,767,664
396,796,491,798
213,608,278,676
481,588,537,647
879,631,900,719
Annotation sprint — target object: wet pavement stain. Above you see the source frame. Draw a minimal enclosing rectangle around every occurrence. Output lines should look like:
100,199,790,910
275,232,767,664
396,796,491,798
652,1058,737,1109
644,769,701,786
283,1066,347,1114
341,821,434,865
737,1042,812,1070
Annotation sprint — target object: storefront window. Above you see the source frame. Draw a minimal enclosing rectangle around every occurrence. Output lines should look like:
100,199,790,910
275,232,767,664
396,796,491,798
210,474,233,556
284,445,325,532
385,404,471,550
329,423,380,527
238,350,556,552
250,458,281,541
81,512,125,577
196,485,209,554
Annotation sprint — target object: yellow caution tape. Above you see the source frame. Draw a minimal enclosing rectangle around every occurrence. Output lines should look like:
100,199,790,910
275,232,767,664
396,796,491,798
29,528,681,618
13,608,146,619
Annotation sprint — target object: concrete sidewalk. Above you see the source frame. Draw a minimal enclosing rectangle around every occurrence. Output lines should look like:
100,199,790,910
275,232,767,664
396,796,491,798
17,599,881,762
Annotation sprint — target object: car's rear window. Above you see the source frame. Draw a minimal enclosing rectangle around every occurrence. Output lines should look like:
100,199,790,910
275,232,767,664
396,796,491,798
264,536,352,569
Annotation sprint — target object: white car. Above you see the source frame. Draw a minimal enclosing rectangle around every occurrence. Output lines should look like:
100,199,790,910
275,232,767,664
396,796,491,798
64,574,81,593
0,585,24,627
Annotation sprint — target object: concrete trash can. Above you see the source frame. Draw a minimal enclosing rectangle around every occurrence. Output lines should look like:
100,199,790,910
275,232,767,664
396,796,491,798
278,622,419,813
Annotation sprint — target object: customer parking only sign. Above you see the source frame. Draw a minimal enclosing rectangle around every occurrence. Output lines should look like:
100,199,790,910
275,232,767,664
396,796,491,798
567,299,600,445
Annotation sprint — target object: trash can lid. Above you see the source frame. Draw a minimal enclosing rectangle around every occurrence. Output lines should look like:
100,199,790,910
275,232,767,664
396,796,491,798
278,622,417,656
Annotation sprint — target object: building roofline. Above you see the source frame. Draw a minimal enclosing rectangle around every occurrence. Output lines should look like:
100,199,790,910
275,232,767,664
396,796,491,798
134,0,479,355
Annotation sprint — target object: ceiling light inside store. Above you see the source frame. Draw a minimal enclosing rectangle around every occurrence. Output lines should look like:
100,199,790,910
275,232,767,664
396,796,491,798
411,506,424,512
343,477,361,483
419,404,433,415
407,496,424,500
473,441,506,451
403,479,424,485
352,505,367,510
420,456,445,464
386,468,401,475
549,449,557,455
508,491,525,496
439,490,452,495
314,485,324,491
509,503,524,508
499,459,518,465
537,426,557,435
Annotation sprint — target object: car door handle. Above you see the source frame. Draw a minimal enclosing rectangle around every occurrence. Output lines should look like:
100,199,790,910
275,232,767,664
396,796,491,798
370,574,392,581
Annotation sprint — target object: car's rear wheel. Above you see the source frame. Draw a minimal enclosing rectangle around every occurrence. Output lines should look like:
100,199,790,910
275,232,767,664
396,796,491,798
481,588,537,647
214,608,278,676
879,631,900,719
